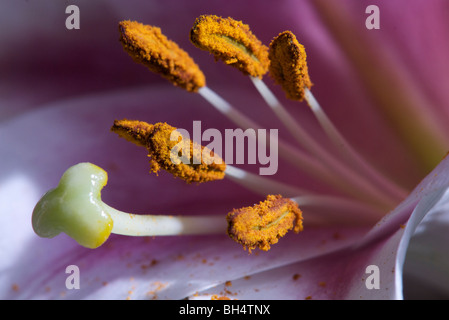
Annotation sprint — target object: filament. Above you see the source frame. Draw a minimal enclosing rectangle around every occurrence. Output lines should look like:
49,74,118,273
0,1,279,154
303,88,408,201
199,85,399,209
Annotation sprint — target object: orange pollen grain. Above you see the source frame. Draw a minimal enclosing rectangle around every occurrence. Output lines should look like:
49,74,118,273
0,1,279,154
190,15,269,78
111,119,226,183
118,20,205,92
268,31,312,101
226,195,303,252
211,295,231,300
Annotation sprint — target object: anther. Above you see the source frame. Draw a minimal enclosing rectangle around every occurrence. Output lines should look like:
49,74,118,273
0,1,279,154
267,31,406,204
111,119,226,183
190,15,269,78
32,163,227,248
119,20,206,92
226,195,303,252
110,118,153,147
268,31,312,101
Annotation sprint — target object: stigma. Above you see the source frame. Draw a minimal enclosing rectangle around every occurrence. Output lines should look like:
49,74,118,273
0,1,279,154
32,163,228,249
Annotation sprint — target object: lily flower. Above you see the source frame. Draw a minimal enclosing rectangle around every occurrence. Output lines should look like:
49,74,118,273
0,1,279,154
1,0,449,300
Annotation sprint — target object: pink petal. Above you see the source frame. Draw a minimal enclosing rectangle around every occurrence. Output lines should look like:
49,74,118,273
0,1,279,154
402,189,449,299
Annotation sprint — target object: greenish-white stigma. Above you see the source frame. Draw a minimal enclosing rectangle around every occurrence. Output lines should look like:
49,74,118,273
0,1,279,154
32,163,227,249
32,163,113,249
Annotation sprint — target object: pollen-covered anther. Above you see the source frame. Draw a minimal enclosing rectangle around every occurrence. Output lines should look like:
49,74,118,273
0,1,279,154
111,119,226,183
111,118,153,147
190,15,269,78
227,195,303,252
268,31,312,101
118,20,205,92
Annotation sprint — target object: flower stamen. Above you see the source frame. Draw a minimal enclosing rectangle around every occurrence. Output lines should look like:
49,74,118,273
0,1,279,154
303,88,408,201
190,15,269,78
108,117,383,222
196,87,347,196
251,76,406,206
268,31,312,101
111,118,378,210
111,119,226,183
116,20,364,200
225,165,384,226
119,20,205,92
267,30,408,202
226,195,303,252
110,117,382,222
187,20,399,206
115,18,403,224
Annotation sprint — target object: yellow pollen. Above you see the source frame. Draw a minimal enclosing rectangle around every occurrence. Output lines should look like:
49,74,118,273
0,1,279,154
226,195,303,252
268,31,313,101
118,20,206,92
190,15,269,78
110,118,153,147
111,119,226,183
